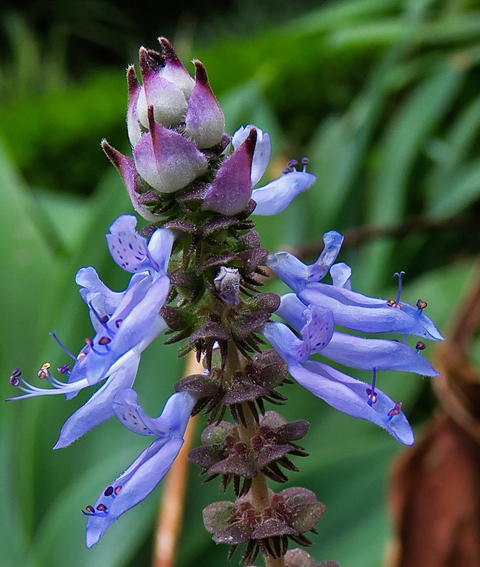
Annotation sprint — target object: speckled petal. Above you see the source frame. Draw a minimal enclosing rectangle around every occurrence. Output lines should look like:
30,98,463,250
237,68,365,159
106,215,155,273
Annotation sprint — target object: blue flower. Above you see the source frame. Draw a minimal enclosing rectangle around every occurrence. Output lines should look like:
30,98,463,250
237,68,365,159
231,125,317,216
83,389,195,547
8,215,175,448
262,231,444,445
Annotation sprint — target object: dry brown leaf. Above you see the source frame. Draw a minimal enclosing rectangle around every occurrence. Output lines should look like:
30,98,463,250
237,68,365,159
387,267,480,567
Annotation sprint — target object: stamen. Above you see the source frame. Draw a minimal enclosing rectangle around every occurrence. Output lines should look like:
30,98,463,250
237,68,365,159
386,401,402,421
287,159,298,169
88,302,109,325
50,331,77,361
82,503,108,517
98,337,111,345
416,299,427,310
366,388,377,404
282,167,290,175
115,319,122,328
104,485,121,499
414,298,427,320
10,368,21,387
85,337,107,356
367,368,377,406
57,364,70,374
37,363,51,380
416,341,426,353
77,352,86,361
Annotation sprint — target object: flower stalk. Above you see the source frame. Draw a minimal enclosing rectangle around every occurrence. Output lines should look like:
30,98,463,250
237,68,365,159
7,36,444,567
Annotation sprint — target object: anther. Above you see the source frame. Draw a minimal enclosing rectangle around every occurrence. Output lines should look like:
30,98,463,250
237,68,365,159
10,368,21,387
82,503,108,517
366,388,377,404
114,485,122,495
287,159,298,168
367,368,377,406
301,157,309,165
416,341,426,353
387,401,402,421
414,298,427,321
85,337,93,347
77,352,86,361
115,319,122,328
282,167,290,175
416,299,427,310
104,486,114,497
98,336,111,345
37,363,51,380
57,364,70,374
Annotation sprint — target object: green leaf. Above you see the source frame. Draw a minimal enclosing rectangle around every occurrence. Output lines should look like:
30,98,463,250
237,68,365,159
358,67,463,293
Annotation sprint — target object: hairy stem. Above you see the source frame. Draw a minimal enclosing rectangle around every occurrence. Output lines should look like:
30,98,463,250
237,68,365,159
225,343,286,567
239,399,285,567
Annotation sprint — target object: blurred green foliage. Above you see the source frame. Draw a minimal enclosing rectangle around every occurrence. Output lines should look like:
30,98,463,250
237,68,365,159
2,0,480,566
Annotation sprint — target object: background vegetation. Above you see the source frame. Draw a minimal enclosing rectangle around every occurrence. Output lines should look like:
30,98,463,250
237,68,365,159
1,0,480,566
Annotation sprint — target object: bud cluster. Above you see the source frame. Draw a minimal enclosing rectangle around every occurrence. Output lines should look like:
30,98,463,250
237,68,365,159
203,487,326,564
189,410,309,495
103,37,265,226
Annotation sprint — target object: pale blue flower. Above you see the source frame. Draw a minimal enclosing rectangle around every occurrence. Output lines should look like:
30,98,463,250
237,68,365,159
263,231,444,445
83,390,195,547
232,125,317,216
8,215,175,447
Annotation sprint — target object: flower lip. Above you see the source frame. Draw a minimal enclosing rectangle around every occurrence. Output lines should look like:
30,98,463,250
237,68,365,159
299,283,444,341
84,390,196,547
289,360,414,445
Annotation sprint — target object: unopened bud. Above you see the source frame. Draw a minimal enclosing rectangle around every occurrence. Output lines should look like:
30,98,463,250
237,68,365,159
214,267,240,306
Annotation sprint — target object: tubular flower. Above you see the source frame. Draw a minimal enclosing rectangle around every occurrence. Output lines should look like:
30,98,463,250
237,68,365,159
262,231,443,445
231,125,316,216
8,215,175,447
84,389,196,547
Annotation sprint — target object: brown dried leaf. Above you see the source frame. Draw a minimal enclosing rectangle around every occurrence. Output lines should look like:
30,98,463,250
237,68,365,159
388,414,480,567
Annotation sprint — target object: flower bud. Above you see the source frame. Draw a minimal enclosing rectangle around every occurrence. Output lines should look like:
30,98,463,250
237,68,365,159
214,266,240,306
135,43,194,131
202,501,236,534
133,108,208,193
184,61,225,149
284,549,317,567
202,128,256,215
